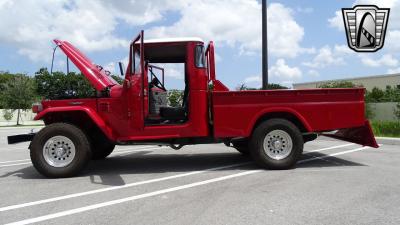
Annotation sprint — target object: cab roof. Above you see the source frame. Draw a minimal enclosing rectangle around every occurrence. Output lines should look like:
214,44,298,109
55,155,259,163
143,37,204,44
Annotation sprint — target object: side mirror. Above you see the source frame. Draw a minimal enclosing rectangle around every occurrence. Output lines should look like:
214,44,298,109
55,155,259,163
119,62,125,76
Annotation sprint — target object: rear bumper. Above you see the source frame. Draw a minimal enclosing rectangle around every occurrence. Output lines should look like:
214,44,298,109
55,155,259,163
8,133,36,145
322,120,379,148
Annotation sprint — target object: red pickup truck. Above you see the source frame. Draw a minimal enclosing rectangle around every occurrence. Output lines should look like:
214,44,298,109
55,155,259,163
8,31,378,178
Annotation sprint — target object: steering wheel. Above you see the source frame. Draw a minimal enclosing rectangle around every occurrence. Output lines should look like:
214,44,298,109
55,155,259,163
150,76,166,91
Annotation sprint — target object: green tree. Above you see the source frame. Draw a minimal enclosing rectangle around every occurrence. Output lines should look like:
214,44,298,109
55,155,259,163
111,75,123,84
236,83,288,90
236,84,256,90
382,86,400,102
318,81,358,88
0,72,14,108
365,87,385,103
1,75,37,125
35,68,95,99
167,90,183,107
266,83,289,89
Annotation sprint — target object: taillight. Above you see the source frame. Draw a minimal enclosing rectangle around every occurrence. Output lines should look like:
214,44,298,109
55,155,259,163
32,103,43,113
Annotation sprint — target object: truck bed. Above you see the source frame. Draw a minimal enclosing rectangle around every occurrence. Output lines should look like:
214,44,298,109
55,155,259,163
211,88,366,138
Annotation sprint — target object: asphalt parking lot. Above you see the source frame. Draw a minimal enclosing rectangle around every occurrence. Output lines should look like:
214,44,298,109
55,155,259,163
0,127,399,225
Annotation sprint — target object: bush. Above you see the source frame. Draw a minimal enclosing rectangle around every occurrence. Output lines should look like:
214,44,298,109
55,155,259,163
366,86,400,103
3,109,13,121
371,120,400,138
167,90,183,107
236,83,288,90
318,81,359,88
395,102,400,120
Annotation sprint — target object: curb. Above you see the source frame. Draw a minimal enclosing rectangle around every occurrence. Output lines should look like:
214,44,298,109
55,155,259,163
376,137,400,146
0,126,44,130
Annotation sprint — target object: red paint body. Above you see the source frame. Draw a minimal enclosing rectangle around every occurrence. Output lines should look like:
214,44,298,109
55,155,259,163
34,32,378,148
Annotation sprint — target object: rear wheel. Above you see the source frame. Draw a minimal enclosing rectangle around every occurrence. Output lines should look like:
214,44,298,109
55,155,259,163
250,119,303,170
30,123,92,178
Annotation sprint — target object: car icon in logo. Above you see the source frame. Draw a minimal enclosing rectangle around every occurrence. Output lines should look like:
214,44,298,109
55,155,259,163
342,5,390,52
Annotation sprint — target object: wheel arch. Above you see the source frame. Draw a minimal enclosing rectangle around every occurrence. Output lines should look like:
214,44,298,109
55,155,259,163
35,107,114,141
247,109,312,137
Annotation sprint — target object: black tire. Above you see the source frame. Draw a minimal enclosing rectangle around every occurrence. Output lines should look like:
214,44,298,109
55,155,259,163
231,139,250,155
30,123,92,178
91,137,115,160
303,133,318,143
250,119,303,170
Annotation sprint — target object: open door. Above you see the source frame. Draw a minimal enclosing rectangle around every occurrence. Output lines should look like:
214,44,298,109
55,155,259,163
206,42,228,91
128,30,146,130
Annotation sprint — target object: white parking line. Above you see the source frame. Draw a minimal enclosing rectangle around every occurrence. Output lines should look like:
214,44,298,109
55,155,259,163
5,169,261,225
0,162,32,168
4,145,370,225
0,145,160,153
299,146,370,164
305,143,355,153
113,146,159,151
0,143,351,167
0,147,166,168
0,162,251,212
0,159,30,164
0,146,30,151
0,142,358,168
113,146,168,154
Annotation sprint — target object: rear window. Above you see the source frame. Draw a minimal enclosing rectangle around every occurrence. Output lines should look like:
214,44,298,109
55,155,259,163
195,45,206,68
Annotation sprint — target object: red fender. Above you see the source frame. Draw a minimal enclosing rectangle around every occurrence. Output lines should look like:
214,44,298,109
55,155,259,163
245,107,313,136
34,106,115,141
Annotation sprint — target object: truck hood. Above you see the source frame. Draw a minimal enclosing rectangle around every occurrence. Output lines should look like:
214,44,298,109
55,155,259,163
54,39,118,91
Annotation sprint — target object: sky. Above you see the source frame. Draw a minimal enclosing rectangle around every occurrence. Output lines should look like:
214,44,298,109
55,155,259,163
0,0,399,90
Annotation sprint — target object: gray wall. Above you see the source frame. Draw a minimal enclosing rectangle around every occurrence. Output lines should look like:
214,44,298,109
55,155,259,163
368,102,399,121
293,74,400,91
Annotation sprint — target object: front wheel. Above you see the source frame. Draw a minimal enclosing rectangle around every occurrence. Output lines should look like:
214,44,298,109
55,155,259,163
89,128,115,160
231,139,250,155
30,123,92,178
91,139,115,160
250,119,303,170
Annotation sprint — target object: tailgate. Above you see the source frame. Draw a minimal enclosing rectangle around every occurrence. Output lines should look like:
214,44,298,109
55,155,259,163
322,120,379,148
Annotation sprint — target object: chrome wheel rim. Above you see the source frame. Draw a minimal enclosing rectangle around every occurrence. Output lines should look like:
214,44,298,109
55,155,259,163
263,130,293,160
43,136,76,167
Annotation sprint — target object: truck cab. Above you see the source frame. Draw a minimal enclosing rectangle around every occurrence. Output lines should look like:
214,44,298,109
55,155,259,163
8,31,378,178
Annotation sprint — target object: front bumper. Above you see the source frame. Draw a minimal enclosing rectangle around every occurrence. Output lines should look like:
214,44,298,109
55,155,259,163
8,133,36,145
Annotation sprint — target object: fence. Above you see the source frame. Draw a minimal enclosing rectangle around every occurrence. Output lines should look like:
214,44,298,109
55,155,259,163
0,109,44,126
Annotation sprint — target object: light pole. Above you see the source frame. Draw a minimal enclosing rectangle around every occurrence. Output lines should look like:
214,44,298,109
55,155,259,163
262,0,268,90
